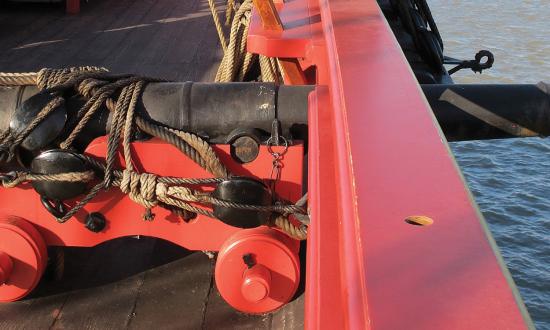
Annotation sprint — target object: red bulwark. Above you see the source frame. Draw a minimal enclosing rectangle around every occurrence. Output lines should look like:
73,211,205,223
248,0,321,59
301,0,532,329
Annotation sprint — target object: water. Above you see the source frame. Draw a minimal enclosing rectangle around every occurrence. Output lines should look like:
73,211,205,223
429,1,550,328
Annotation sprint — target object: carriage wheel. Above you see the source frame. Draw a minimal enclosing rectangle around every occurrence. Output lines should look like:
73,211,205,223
215,227,300,314
0,215,48,302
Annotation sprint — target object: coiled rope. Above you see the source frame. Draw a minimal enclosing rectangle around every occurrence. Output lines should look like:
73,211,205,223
0,67,307,239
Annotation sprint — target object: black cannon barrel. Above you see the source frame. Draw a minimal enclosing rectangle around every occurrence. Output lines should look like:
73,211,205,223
423,82,550,141
0,82,549,144
0,82,313,146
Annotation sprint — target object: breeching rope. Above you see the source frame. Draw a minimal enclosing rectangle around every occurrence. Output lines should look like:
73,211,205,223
209,0,282,83
0,67,307,240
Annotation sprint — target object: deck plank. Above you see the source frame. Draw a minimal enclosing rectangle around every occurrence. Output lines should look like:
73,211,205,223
203,288,272,330
52,0,153,69
128,251,213,330
0,2,62,56
49,238,157,329
0,1,120,72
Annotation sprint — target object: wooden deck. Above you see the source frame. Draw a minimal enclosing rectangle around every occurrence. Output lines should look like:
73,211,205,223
0,1,304,329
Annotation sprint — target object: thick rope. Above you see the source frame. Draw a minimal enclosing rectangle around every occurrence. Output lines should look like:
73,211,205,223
225,0,235,26
37,66,108,90
215,0,253,82
0,72,37,85
213,0,282,83
208,0,228,53
1,171,94,188
272,215,307,240
259,55,278,83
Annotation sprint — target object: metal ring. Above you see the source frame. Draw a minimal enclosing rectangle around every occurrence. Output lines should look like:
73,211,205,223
0,171,17,184
475,50,494,69
40,196,67,219
266,136,289,156
0,146,11,163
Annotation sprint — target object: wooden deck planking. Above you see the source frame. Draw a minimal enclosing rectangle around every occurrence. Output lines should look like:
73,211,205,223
0,0,303,328
0,3,63,54
101,0,189,75
48,239,158,329
0,0,223,80
61,0,157,68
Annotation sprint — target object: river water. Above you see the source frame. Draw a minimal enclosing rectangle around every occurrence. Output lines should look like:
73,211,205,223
429,1,550,328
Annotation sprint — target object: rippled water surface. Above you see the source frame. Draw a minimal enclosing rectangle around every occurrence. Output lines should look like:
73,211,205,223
429,1,550,328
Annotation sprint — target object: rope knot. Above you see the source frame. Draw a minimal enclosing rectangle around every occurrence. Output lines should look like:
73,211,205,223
156,182,168,198
120,170,159,219
37,67,108,90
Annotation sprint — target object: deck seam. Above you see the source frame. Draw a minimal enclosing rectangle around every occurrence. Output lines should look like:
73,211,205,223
200,259,216,330
124,272,148,329
48,292,71,329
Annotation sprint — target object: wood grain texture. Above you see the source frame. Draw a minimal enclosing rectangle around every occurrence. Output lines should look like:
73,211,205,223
279,58,307,85
252,0,283,31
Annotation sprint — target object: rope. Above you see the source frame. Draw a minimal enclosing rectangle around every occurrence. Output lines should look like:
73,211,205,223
37,66,108,90
208,0,228,53
0,72,37,85
215,0,252,82
1,171,95,188
259,55,279,83
0,67,307,239
225,0,235,26
272,215,307,240
212,0,282,82
0,96,65,163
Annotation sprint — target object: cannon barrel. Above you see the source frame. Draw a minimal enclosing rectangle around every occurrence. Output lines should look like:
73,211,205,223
0,83,313,146
423,82,550,141
0,82,549,144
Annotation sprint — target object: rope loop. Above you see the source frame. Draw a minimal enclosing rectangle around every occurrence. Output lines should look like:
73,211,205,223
120,170,159,210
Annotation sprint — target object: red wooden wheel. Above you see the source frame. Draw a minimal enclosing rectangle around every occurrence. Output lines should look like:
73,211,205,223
215,227,300,314
0,215,48,302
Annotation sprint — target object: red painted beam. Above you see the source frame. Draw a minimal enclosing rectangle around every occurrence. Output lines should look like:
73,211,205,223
66,0,80,14
306,0,533,329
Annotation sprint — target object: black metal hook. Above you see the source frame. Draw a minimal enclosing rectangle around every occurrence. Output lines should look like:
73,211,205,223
40,196,68,219
0,171,17,185
474,50,495,72
446,50,494,75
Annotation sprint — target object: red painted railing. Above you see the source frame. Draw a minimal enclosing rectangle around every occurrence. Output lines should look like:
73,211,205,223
249,0,533,328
